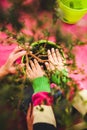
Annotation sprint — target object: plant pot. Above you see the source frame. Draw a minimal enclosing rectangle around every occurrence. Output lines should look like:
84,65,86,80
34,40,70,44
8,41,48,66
22,39,64,71
57,0,87,24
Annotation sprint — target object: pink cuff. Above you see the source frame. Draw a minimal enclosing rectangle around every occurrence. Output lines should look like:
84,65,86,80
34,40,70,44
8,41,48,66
32,92,53,106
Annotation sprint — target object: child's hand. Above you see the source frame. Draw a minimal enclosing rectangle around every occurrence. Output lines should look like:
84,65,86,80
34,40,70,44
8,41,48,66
45,48,65,71
26,59,45,81
0,46,26,78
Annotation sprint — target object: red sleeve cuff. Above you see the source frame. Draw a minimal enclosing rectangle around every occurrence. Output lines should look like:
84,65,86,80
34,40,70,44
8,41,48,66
32,92,53,106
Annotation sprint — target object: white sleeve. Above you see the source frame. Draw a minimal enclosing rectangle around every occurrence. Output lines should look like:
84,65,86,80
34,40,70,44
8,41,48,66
72,89,87,115
33,105,56,128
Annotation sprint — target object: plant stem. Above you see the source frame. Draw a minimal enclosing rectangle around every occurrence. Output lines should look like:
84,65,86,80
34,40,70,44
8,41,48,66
27,51,49,63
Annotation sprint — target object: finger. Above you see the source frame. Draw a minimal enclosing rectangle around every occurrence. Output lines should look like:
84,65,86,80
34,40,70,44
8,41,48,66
56,49,63,63
27,103,33,118
34,59,41,70
12,51,26,63
48,49,54,62
45,62,54,71
26,71,31,79
12,46,24,54
56,49,66,70
51,48,58,62
49,62,55,71
26,103,32,121
28,103,32,115
34,59,45,76
30,60,36,71
26,63,31,72
30,103,33,117
45,62,50,71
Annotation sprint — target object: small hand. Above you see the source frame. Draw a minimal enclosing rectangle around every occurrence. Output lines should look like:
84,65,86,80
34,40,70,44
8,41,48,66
26,59,45,81
26,103,33,130
0,46,26,78
45,48,65,71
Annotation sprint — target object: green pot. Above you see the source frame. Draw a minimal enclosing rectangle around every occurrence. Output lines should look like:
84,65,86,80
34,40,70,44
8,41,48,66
58,0,87,24
22,40,64,71
31,40,62,55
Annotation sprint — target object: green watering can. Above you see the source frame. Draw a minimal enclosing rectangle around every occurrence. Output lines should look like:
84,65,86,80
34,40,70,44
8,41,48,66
58,0,87,24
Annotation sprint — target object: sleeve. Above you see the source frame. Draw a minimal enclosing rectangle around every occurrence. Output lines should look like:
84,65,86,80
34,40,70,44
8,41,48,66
32,76,51,94
72,89,87,116
31,76,57,129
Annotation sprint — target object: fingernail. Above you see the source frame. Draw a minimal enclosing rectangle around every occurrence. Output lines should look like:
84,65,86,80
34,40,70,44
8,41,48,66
48,50,50,52
34,59,37,61
52,48,54,51
45,62,48,64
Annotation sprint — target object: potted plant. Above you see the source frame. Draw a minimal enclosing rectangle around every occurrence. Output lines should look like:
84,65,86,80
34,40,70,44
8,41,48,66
22,39,64,67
